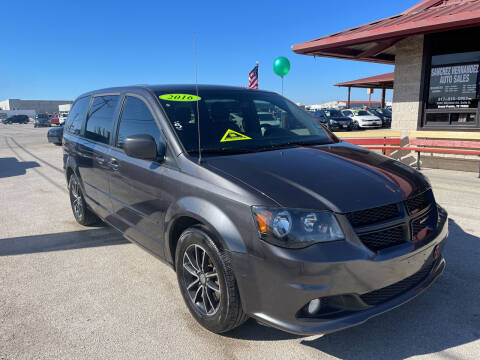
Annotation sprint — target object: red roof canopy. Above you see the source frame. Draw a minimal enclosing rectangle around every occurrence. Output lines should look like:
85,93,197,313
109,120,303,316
292,0,480,64
334,72,394,89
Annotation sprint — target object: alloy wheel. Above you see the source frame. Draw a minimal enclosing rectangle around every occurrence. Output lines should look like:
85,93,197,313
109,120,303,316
70,177,84,220
182,244,221,316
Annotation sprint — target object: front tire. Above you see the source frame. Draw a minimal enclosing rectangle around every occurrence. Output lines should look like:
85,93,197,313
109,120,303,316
68,173,100,226
175,226,248,333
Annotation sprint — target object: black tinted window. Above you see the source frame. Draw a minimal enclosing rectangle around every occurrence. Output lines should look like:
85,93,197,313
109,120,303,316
65,96,91,135
116,96,162,151
85,95,119,144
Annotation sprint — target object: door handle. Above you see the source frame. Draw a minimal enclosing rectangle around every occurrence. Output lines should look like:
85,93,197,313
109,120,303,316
109,158,120,171
95,156,105,165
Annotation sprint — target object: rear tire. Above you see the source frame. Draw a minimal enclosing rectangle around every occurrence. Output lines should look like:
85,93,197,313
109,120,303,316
68,173,100,226
175,226,248,333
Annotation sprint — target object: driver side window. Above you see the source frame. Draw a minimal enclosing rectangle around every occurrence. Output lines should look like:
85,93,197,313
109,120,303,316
116,96,163,153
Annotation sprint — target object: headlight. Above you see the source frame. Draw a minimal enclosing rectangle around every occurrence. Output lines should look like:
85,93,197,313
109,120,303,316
252,207,344,249
329,119,337,124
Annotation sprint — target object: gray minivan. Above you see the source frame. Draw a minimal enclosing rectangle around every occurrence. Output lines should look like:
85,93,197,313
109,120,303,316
63,85,448,335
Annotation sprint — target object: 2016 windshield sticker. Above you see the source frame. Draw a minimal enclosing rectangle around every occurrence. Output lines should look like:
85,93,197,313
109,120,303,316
159,94,201,102
220,129,252,142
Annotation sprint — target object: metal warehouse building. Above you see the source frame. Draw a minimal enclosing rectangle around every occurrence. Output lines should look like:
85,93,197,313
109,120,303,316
0,99,72,115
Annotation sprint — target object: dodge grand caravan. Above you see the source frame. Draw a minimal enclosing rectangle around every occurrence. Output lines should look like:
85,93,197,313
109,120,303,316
63,85,448,335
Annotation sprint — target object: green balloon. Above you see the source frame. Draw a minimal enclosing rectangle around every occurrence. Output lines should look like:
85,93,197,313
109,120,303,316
273,56,291,77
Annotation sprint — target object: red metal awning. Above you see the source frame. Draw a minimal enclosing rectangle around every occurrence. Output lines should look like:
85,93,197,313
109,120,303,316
292,0,480,64
334,72,394,89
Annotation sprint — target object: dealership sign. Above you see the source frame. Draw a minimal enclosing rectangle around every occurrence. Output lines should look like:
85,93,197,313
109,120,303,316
428,63,480,109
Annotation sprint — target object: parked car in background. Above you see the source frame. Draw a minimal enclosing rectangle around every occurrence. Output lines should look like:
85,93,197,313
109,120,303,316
320,109,353,131
34,113,50,127
342,109,382,129
63,84,447,336
2,114,29,124
34,114,51,127
368,108,392,128
50,114,60,126
59,113,69,125
47,126,63,145
308,110,327,125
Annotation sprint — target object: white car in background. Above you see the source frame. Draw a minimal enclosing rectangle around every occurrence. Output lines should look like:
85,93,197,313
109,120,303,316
59,113,69,125
342,109,382,129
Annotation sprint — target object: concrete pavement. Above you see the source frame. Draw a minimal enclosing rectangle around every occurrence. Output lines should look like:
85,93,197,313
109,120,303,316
1,123,479,359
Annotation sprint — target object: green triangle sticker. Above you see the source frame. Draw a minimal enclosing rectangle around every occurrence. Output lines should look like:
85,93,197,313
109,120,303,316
220,129,252,142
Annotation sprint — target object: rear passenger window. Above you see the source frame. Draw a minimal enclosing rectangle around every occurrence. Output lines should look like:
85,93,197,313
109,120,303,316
116,96,162,151
65,96,90,135
85,95,119,144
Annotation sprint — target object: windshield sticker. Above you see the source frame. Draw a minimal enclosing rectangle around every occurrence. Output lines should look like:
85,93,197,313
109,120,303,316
159,94,201,102
220,129,252,142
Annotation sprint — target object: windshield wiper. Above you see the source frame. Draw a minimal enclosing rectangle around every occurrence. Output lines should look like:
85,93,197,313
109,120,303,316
259,140,331,150
188,148,257,156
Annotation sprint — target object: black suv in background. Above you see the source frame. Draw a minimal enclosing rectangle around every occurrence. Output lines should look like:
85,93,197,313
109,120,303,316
63,85,448,335
2,114,29,124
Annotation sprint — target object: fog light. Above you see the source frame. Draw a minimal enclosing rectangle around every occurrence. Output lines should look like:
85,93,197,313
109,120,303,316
307,299,321,315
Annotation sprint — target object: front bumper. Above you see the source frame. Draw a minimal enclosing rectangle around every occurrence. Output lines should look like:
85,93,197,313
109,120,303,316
231,208,448,335
359,122,382,128
330,123,352,131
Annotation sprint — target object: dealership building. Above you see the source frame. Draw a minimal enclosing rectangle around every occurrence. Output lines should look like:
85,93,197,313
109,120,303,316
293,0,480,170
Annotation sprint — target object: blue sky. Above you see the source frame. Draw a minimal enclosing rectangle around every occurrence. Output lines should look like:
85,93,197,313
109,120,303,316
1,0,418,105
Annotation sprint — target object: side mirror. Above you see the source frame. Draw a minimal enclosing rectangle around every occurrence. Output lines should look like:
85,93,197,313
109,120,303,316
124,134,165,161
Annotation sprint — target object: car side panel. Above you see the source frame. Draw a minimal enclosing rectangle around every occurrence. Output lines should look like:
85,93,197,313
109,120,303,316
75,138,113,219
107,147,173,257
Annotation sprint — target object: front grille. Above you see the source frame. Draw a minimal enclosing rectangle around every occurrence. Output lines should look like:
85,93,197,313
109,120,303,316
346,203,399,228
360,257,435,306
359,226,406,252
411,219,425,238
405,190,432,215
411,208,435,243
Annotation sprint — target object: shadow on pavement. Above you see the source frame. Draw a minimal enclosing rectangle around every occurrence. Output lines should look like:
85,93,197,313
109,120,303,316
300,219,480,359
224,318,302,341
0,227,129,256
0,157,39,178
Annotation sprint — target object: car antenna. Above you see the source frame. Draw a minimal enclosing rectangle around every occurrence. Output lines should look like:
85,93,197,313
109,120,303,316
194,32,202,164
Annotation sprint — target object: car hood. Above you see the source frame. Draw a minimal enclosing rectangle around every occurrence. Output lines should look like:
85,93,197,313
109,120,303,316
355,115,380,121
330,116,352,122
203,143,430,213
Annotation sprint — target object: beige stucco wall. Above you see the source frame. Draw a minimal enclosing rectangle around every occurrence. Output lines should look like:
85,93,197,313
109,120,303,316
391,35,425,137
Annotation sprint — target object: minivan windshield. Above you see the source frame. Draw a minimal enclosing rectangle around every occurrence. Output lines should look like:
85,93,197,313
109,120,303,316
156,89,337,156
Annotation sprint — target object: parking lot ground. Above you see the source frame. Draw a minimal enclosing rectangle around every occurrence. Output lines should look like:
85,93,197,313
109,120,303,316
1,124,479,360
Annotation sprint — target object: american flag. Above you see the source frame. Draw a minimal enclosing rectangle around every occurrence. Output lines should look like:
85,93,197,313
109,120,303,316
248,63,258,89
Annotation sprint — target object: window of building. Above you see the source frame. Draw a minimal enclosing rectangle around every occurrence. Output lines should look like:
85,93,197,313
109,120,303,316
85,95,119,144
422,29,480,129
116,96,163,153
65,96,91,135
